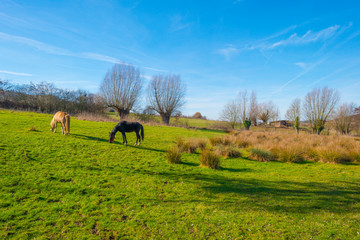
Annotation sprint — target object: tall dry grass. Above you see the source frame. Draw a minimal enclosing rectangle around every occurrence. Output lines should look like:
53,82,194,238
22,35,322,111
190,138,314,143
226,131,360,163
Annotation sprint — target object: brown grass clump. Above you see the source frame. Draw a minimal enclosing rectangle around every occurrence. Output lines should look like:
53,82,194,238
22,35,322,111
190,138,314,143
214,145,242,159
28,126,37,131
166,146,182,164
76,112,117,122
190,138,208,151
249,148,275,162
316,146,351,164
275,147,304,163
209,136,231,146
226,131,360,164
209,137,223,146
176,138,197,153
200,149,220,169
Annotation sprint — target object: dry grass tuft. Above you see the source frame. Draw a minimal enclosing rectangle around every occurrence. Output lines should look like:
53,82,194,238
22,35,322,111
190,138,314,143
249,148,275,162
176,138,197,153
200,149,220,169
166,146,182,164
28,126,38,131
214,145,242,159
76,112,117,122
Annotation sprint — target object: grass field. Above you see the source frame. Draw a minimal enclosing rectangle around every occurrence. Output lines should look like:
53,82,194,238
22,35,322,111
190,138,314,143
1,110,360,239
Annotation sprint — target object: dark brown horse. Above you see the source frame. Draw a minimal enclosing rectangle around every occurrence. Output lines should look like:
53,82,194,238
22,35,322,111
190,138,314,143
109,121,144,146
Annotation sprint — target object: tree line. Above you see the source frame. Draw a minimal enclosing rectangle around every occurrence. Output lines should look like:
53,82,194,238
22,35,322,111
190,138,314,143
1,63,186,125
221,87,359,135
0,80,104,114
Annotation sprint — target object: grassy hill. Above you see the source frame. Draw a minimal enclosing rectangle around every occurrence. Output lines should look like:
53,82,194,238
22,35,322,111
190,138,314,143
1,110,360,239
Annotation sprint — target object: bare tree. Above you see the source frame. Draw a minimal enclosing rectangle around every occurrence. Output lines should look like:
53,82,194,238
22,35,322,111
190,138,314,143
285,98,301,123
334,103,355,135
249,91,259,126
147,74,186,125
220,100,240,129
258,101,278,125
303,87,340,134
100,64,143,119
238,90,249,123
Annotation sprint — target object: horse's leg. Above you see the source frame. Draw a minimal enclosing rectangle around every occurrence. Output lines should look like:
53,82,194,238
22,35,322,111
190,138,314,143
61,120,65,135
54,122,57,133
135,131,140,146
122,132,127,145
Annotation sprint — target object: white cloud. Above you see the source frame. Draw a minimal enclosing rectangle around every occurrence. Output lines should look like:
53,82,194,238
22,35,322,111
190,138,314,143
169,14,192,32
295,62,307,69
215,44,240,60
0,70,32,76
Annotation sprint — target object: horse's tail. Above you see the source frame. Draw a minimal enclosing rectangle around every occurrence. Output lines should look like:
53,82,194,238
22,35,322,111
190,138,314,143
140,124,144,141
65,114,70,134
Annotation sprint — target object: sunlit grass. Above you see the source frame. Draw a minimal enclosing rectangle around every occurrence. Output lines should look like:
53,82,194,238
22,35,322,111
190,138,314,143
0,109,359,239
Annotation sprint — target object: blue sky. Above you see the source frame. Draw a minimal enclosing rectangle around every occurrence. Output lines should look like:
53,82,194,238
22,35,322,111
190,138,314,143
0,0,359,119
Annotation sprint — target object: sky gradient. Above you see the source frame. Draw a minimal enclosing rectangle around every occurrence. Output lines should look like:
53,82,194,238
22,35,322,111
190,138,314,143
0,0,359,119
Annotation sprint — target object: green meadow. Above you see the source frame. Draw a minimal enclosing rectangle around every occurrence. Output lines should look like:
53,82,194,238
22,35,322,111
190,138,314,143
1,110,360,239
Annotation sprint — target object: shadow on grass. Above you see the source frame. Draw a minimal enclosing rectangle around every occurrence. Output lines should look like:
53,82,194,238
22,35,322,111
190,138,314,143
71,133,108,143
197,128,226,134
137,168,360,214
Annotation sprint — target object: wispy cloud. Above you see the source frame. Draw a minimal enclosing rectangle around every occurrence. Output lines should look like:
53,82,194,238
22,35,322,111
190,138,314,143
215,44,240,60
169,14,192,32
269,25,340,49
0,32,164,70
307,62,360,88
0,32,127,64
143,66,167,72
233,0,244,4
0,70,32,76
295,62,307,69
271,59,324,95
245,24,343,51
140,74,152,80
80,52,122,64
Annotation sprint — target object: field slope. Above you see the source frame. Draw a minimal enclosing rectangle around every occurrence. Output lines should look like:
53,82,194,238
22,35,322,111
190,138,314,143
0,110,360,239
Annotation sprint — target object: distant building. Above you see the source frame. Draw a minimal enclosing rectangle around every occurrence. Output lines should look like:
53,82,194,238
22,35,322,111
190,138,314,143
269,120,291,127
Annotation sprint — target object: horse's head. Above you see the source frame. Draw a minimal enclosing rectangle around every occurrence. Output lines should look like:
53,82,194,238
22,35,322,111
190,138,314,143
109,132,115,143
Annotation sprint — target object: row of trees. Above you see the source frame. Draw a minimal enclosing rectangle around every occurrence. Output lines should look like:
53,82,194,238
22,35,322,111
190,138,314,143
220,90,279,129
0,80,103,114
222,86,358,135
1,63,186,125
99,64,186,124
286,87,358,134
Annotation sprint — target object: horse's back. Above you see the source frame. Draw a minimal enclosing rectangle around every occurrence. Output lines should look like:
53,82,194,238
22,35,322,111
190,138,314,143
119,121,141,132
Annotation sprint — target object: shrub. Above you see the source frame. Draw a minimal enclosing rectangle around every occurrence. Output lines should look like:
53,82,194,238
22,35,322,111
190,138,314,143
166,146,182,164
243,120,251,130
249,148,275,162
200,149,220,169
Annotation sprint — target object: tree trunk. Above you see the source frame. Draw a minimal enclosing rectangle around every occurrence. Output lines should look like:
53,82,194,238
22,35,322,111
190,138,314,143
115,108,130,120
160,114,170,125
